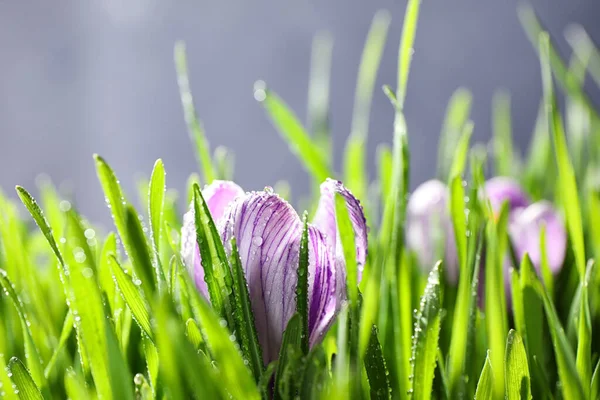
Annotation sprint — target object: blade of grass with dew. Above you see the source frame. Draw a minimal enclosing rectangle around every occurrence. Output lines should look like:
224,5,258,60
539,32,586,278
174,41,216,184
364,325,390,399
296,213,310,356
409,261,442,400
94,155,159,294
230,238,264,383
436,88,473,179
344,10,391,202
474,352,494,400
274,314,302,399
485,204,510,399
182,273,260,399
109,255,154,341
534,273,585,398
185,318,203,350
0,270,47,396
307,31,333,159
447,176,471,398
7,357,43,400
576,261,594,398
492,90,516,176
258,86,332,183
504,330,532,400
133,374,152,400
447,121,473,182
148,159,165,265
191,183,235,329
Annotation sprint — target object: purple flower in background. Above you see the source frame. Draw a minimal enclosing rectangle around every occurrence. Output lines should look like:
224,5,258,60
406,179,459,283
181,179,367,363
484,177,566,275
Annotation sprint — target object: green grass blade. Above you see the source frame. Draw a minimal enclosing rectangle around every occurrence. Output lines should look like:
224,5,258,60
410,261,442,400
396,0,422,109
437,88,473,179
230,238,264,382
591,359,600,400
7,358,44,400
576,261,594,398
258,86,332,183
447,176,471,397
174,41,216,184
365,326,391,399
566,24,600,88
274,314,302,399
296,212,310,355
534,273,585,398
192,183,235,328
0,270,47,396
504,330,532,400
109,255,154,341
148,159,165,260
448,121,473,182
474,352,494,400
124,205,160,295
15,186,64,267
307,31,333,158
184,274,260,399
185,318,203,350
492,90,516,176
344,10,391,202
44,311,74,379
539,32,586,278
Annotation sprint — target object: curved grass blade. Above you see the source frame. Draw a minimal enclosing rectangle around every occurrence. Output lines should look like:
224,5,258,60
539,32,586,278
474,352,494,400
504,330,532,400
185,318,203,350
174,41,216,184
296,213,310,356
591,359,600,400
409,261,442,400
365,326,391,400
109,255,154,341
230,238,264,382
0,270,47,396
257,86,332,183
7,358,43,400
344,10,391,202
576,261,594,398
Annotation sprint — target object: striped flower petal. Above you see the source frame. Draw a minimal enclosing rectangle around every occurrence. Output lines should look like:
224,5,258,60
180,180,244,297
312,178,368,302
220,190,336,362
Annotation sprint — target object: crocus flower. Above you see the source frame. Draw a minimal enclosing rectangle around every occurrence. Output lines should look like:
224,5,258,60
406,179,459,283
484,177,566,276
181,179,367,363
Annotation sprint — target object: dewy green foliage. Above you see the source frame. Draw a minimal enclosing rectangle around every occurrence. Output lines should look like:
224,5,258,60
1,4,600,400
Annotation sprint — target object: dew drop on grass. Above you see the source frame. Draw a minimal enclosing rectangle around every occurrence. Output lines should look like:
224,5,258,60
219,319,227,328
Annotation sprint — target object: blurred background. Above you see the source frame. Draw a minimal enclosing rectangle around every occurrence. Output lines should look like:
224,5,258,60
1,0,600,224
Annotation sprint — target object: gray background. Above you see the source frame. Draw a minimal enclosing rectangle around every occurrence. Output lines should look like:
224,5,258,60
1,1,599,224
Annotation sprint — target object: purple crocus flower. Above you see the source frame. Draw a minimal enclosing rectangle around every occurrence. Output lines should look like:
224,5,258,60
484,177,567,276
181,179,367,363
406,179,459,283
